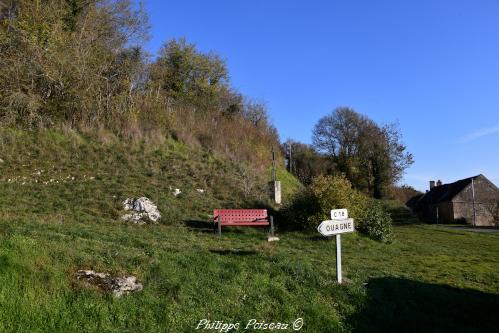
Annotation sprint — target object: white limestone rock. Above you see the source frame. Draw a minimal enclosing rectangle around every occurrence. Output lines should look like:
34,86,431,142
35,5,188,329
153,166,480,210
111,276,143,297
121,212,148,225
121,197,161,223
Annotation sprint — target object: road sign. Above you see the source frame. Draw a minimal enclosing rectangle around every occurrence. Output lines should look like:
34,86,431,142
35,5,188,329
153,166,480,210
317,218,355,236
331,208,348,220
318,208,355,284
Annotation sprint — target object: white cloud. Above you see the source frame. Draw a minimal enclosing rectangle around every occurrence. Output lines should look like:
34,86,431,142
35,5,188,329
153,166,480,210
459,124,499,143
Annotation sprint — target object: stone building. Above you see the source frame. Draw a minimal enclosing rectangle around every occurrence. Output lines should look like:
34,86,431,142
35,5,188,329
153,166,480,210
407,174,499,226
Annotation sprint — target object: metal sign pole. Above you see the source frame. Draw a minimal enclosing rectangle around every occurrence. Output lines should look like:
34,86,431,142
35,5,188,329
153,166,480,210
271,146,276,182
336,234,342,284
318,209,354,285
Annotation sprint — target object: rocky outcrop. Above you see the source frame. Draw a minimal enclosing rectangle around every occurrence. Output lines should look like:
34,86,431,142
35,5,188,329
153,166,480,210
121,197,161,224
75,270,143,297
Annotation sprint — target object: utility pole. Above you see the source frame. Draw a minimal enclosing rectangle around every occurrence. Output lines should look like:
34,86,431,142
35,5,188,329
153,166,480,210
270,146,281,204
271,146,276,182
288,141,292,174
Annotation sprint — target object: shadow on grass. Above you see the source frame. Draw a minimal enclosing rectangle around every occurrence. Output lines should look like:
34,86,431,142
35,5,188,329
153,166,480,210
309,235,336,241
209,249,257,256
349,277,499,333
183,220,214,233
184,220,269,235
442,226,499,235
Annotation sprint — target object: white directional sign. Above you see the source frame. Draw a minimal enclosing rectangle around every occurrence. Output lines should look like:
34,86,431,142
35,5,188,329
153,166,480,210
331,208,348,220
317,218,355,236
317,208,355,284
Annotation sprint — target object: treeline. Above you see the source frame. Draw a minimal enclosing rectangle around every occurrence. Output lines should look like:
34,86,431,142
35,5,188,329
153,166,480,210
284,107,414,199
0,0,278,170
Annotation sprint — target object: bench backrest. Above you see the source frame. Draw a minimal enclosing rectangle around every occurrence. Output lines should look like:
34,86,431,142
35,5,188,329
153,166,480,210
214,209,268,222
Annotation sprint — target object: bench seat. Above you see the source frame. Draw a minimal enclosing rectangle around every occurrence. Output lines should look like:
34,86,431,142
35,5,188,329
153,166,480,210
213,209,274,236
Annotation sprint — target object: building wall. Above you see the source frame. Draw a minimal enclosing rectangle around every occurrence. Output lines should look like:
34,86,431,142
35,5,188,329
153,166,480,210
437,202,454,223
452,201,495,226
418,202,454,223
452,176,498,226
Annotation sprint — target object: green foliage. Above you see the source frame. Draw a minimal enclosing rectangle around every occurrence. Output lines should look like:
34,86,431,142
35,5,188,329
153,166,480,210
281,175,394,242
307,175,369,229
151,38,229,110
389,184,423,204
279,175,360,231
312,107,413,198
357,201,393,243
0,0,151,128
0,2,282,177
283,140,333,185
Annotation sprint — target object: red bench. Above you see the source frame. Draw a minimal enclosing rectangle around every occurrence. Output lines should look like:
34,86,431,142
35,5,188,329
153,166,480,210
213,209,274,236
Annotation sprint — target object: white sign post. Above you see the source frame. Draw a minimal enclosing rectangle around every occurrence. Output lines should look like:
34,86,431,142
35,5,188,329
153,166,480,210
317,209,355,284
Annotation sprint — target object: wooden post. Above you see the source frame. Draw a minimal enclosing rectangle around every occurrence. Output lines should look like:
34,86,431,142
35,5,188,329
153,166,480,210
218,216,222,236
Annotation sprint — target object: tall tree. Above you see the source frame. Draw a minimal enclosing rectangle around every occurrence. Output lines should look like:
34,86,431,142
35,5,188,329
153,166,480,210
150,38,229,111
283,140,332,185
312,107,413,198
0,0,149,127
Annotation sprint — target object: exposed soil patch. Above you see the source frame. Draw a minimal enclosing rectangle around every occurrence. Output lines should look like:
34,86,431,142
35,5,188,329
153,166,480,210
74,270,143,297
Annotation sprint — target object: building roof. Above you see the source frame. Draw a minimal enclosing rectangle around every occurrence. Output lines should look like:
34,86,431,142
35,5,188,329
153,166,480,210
411,175,482,209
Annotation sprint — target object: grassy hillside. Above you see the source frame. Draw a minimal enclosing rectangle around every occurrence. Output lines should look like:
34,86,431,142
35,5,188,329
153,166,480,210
0,130,498,332
0,128,298,225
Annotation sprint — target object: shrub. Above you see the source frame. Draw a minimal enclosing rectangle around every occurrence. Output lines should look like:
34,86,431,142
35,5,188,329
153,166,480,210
306,175,369,229
278,188,319,231
357,201,393,243
281,174,394,242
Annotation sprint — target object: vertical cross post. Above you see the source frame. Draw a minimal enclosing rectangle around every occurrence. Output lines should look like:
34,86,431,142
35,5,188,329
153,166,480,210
218,216,222,236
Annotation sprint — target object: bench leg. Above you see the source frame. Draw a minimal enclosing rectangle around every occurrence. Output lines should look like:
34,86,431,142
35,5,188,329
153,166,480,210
218,218,222,236
270,216,274,236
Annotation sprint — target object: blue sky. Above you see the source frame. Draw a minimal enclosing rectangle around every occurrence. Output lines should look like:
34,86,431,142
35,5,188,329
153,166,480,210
142,0,499,191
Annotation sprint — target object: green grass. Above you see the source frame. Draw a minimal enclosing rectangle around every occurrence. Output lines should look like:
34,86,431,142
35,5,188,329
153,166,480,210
0,128,299,222
275,166,304,203
0,129,498,332
1,215,498,332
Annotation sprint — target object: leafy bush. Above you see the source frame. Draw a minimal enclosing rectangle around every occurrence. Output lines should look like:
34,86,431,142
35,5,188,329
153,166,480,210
306,175,369,229
281,174,393,242
357,201,393,243
278,188,319,231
